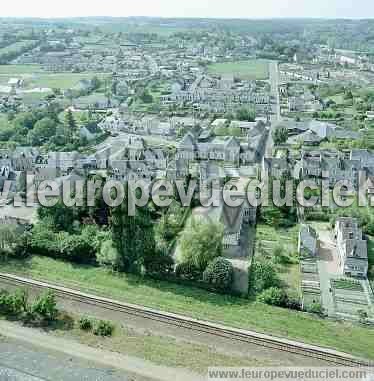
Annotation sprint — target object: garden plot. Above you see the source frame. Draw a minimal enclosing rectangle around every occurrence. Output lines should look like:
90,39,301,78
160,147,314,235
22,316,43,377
332,279,374,319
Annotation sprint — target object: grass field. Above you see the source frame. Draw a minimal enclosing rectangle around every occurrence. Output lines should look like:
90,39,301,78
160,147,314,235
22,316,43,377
25,73,109,90
0,114,10,131
0,66,109,90
1,256,374,360
207,60,269,80
51,313,272,373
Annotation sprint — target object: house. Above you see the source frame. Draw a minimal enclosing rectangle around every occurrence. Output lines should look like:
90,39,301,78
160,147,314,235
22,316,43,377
47,152,81,173
196,197,255,250
366,111,374,120
99,116,128,133
298,225,318,257
294,149,362,188
176,132,241,165
288,130,323,146
144,149,167,170
334,217,368,278
33,167,61,187
279,120,361,145
262,157,290,179
350,149,374,168
8,78,23,89
229,120,265,136
12,147,40,171
211,119,228,130
177,125,267,166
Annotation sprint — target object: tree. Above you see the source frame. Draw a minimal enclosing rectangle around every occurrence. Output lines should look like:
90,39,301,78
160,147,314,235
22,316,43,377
110,191,156,273
96,239,121,269
139,89,153,104
179,217,224,271
32,291,58,322
37,200,78,232
91,76,102,91
236,107,256,122
27,117,57,146
203,257,234,292
272,127,288,145
0,224,17,250
64,109,76,134
249,260,280,294
13,112,36,131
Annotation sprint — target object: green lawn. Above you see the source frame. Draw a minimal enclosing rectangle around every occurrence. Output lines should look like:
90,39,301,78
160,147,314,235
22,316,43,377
1,256,374,360
25,73,109,90
207,60,269,80
52,314,272,373
0,114,10,131
0,67,108,91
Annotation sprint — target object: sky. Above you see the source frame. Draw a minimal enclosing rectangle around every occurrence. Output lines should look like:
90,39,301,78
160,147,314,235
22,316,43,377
1,0,373,19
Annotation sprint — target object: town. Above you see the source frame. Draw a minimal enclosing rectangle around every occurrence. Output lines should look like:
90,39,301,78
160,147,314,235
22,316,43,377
0,15,373,380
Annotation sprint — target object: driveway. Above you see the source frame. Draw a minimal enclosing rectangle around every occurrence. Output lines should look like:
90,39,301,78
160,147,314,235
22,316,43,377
316,229,339,316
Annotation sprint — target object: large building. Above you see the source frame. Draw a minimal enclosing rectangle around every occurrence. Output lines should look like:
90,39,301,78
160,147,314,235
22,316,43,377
334,217,368,278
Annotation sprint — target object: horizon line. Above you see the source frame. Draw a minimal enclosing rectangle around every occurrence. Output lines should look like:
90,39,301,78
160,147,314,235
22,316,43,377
1,15,374,21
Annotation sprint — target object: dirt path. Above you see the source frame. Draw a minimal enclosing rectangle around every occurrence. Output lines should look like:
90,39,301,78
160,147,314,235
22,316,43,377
0,320,204,381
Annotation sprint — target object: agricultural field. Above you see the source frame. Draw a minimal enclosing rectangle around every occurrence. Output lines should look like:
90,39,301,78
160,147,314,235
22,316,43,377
2,255,374,360
207,60,269,80
0,67,109,92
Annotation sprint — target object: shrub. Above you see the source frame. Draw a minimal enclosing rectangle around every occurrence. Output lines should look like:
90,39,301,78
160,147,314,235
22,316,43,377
203,258,234,292
29,225,97,264
144,251,174,277
96,240,121,269
32,291,58,322
175,262,201,281
13,231,32,259
0,289,28,316
79,317,93,331
258,287,288,307
0,290,16,315
358,309,368,325
272,245,291,265
286,296,302,311
249,260,280,294
307,302,324,316
94,320,114,337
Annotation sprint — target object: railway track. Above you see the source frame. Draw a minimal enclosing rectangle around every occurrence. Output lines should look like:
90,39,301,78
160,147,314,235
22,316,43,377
0,272,371,368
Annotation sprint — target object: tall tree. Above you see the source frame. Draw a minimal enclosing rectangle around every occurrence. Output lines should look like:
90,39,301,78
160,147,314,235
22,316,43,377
110,186,155,273
64,109,77,141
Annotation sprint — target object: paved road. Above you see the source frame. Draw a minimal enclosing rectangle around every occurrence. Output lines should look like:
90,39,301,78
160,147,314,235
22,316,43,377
317,231,338,317
0,320,202,381
265,61,281,158
0,338,131,381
